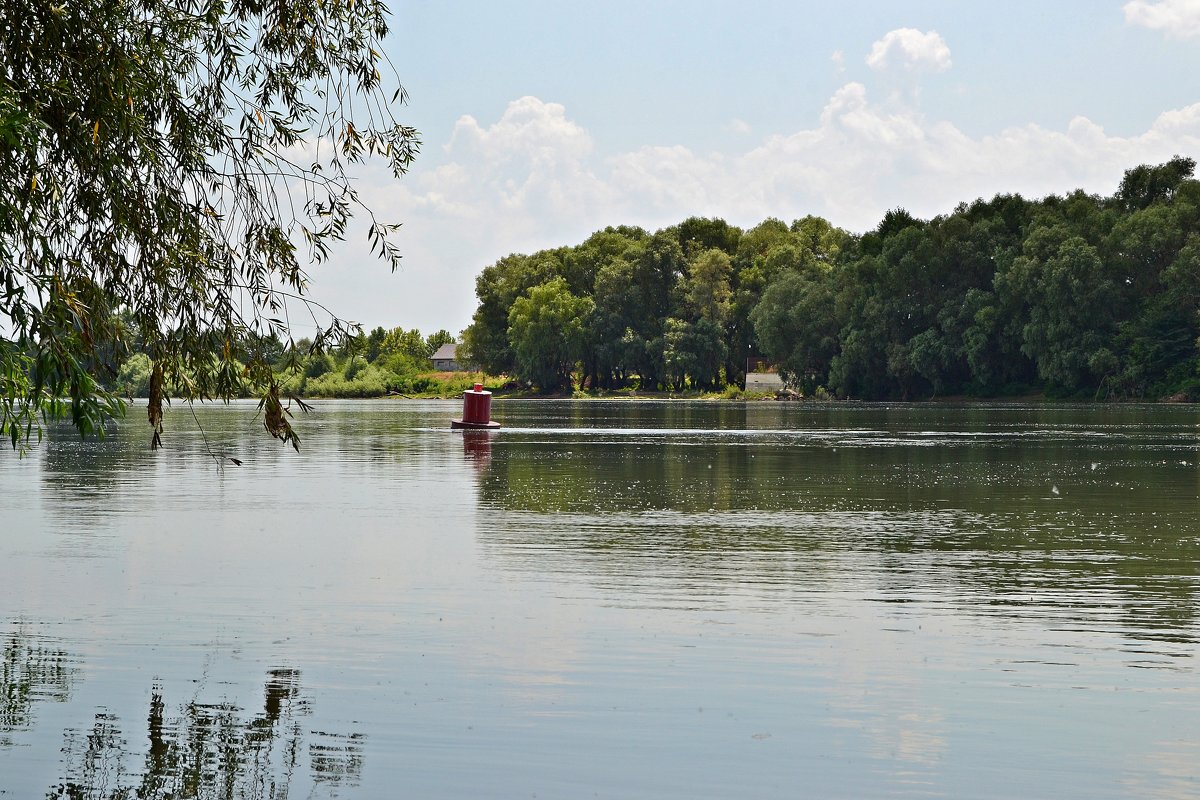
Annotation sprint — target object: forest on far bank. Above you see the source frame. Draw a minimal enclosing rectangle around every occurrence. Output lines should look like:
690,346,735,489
460,156,1200,401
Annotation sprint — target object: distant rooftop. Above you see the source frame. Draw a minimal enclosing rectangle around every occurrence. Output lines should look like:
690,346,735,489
431,343,458,360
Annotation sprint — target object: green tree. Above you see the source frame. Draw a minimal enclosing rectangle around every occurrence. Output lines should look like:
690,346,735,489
588,256,643,389
340,332,369,363
750,270,838,392
672,217,742,259
375,327,431,376
507,278,593,391
1117,155,1196,212
632,231,687,324
365,327,388,362
0,0,418,449
380,328,430,361
461,252,561,376
661,318,727,391
683,249,733,325
561,226,647,297
1110,233,1200,397
113,353,154,398
1020,235,1120,391
731,217,846,385
425,329,455,354
562,227,646,387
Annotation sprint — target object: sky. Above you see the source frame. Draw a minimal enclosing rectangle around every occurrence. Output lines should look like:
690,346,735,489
301,0,1200,337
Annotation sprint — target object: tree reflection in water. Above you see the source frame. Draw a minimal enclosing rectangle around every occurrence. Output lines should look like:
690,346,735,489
49,668,364,799
1,629,77,747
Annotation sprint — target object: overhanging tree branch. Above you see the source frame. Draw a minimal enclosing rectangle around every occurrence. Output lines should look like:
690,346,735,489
0,0,420,450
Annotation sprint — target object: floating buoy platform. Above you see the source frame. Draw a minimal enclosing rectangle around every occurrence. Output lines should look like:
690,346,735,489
451,383,501,429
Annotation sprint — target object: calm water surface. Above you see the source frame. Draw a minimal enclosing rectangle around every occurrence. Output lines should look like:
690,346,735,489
1,400,1198,798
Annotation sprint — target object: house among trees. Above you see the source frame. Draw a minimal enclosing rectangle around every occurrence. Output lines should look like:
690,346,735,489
431,343,464,371
744,357,784,392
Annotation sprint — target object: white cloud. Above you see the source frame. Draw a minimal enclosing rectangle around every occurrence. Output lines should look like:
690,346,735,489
446,96,593,166
727,118,753,135
318,88,1200,333
1124,0,1200,38
831,49,846,74
866,28,952,72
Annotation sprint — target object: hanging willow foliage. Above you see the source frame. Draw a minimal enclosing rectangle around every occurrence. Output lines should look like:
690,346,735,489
0,0,420,449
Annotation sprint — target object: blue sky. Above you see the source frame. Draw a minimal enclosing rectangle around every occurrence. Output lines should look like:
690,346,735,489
304,0,1200,336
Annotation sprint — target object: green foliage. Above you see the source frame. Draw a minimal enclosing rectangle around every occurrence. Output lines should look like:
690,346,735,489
376,352,420,377
1019,236,1118,390
684,249,733,324
662,318,727,391
365,327,388,362
672,217,742,258
426,329,455,354
256,321,488,399
305,363,396,398
1118,156,1196,212
380,327,432,361
750,271,838,392
0,0,419,448
508,278,594,391
113,353,154,398
304,353,336,379
462,252,561,376
463,156,1200,402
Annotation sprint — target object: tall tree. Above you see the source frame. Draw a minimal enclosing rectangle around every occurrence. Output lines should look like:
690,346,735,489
425,329,456,354
1,0,418,449
588,256,644,389
461,252,560,376
1117,155,1196,212
507,278,593,392
1018,232,1120,391
751,270,838,392
683,249,733,325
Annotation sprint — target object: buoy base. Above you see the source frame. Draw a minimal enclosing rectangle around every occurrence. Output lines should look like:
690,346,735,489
451,419,501,430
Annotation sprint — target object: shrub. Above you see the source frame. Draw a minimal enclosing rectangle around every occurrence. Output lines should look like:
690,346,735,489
304,363,398,397
113,352,153,397
304,353,335,378
344,358,366,380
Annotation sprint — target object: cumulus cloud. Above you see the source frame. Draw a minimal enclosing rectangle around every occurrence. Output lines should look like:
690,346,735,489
441,96,609,220
866,28,952,72
1124,0,1200,38
309,97,619,333
447,96,592,166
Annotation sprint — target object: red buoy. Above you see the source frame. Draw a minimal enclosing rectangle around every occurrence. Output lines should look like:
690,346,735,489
452,383,501,429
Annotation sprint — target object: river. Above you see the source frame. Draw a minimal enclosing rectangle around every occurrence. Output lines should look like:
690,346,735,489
2,400,1198,798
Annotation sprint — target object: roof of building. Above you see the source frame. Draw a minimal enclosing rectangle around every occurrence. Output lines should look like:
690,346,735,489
431,343,458,360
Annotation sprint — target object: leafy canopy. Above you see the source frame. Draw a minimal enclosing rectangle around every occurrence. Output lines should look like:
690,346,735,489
0,0,419,449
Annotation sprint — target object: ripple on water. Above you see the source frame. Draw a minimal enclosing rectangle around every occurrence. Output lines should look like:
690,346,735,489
3,401,1199,799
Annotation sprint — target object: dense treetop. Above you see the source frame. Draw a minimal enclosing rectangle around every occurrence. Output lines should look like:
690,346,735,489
463,157,1200,400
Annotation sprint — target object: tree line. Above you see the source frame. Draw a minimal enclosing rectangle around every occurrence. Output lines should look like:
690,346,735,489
461,157,1200,400
111,325,472,399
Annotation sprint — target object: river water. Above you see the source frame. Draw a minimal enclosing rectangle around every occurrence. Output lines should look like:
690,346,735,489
1,400,1198,798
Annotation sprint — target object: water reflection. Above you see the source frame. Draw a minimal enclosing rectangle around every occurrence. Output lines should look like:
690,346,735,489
4,401,1199,798
474,404,1200,658
50,669,363,799
0,628,77,747
460,429,494,471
